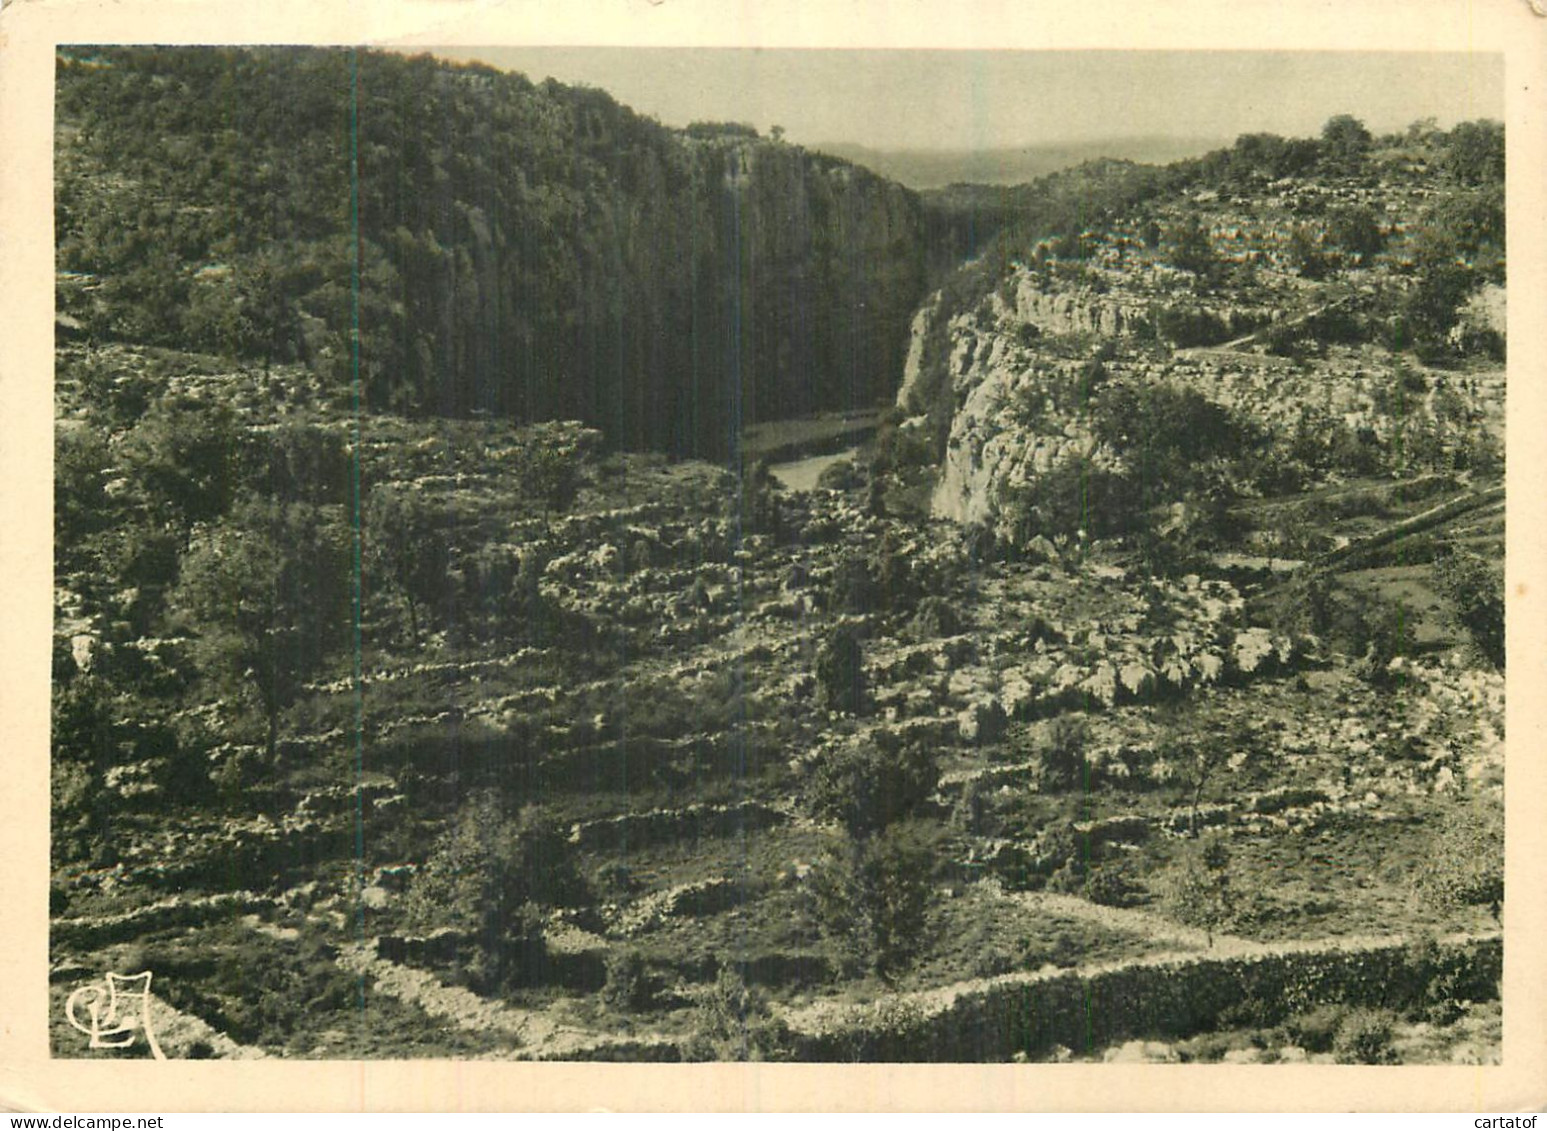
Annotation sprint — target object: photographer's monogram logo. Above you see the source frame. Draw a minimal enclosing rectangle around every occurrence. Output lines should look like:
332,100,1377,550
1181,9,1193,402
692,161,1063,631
66,971,167,1059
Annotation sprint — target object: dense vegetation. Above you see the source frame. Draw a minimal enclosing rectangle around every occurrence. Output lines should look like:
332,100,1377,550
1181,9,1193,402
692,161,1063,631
56,47,927,458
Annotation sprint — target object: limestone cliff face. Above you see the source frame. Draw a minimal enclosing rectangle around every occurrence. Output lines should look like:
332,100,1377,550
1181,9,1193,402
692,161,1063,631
916,279,1504,537
905,264,1139,532
925,311,1109,530
1009,272,1145,338
895,292,942,415
55,48,930,459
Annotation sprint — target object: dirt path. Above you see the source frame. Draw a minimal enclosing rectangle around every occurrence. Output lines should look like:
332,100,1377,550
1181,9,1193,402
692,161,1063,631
1004,888,1252,954
145,994,266,1059
335,941,673,1061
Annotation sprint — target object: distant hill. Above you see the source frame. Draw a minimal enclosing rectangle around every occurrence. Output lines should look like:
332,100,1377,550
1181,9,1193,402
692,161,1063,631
810,137,1230,190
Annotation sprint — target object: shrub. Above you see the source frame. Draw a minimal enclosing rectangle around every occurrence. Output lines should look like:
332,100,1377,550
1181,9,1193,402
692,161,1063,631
805,734,939,839
1326,205,1387,264
742,459,783,535
806,819,941,979
592,861,638,900
1433,549,1505,669
1155,304,1232,347
1402,934,1472,1025
911,595,964,640
1284,1004,1346,1053
150,926,365,1051
815,457,863,493
1332,1008,1400,1064
1034,715,1090,792
1350,598,1418,687
1302,304,1369,344
827,554,877,615
1420,798,1504,922
600,948,661,1014
1328,424,1384,477
873,416,936,473
1166,214,1219,284
1080,864,1147,909
404,793,589,991
1001,459,1145,543
950,778,992,836
869,530,920,613
681,967,793,1061
1287,227,1329,280
1263,322,1312,360
816,623,866,714
1163,833,1234,946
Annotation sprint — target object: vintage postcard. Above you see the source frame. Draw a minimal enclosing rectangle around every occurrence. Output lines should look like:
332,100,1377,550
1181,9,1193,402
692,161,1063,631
1,0,1543,1113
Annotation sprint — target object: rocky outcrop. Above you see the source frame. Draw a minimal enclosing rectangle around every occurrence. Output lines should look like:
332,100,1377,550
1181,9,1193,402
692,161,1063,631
926,313,1109,529
895,291,943,413
1009,273,1145,338
921,289,1503,534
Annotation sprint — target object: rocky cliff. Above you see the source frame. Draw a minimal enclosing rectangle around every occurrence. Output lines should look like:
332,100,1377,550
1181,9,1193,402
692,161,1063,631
911,285,1502,543
923,310,1107,530
895,143,1506,546
55,48,929,459
1007,272,1147,338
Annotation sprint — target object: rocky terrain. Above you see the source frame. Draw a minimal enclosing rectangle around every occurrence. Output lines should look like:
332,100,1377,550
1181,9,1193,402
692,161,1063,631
51,51,1505,1063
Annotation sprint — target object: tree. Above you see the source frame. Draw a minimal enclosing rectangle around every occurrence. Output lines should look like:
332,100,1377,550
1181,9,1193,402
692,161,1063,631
1418,188,1505,285
1321,114,1372,172
1399,236,1475,356
515,424,589,520
184,268,258,360
1033,714,1090,792
1433,549,1505,669
807,819,940,979
1326,205,1386,265
682,967,793,1061
120,394,243,542
249,421,350,505
805,733,939,839
364,487,455,646
1441,120,1505,186
55,425,114,550
404,792,590,991
1228,131,1320,179
1404,117,1441,146
1286,225,1329,280
684,121,761,140
1166,212,1219,285
1164,832,1234,946
816,623,866,714
172,494,351,761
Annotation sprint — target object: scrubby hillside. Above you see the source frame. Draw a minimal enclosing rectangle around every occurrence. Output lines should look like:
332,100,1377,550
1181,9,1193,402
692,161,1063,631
51,77,1506,1063
55,47,927,458
882,117,1504,546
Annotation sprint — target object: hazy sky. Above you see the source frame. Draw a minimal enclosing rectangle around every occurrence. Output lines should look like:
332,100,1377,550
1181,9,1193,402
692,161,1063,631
425,48,1503,152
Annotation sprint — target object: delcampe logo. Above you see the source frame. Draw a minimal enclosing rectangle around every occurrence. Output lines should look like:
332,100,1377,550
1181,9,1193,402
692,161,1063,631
65,971,166,1060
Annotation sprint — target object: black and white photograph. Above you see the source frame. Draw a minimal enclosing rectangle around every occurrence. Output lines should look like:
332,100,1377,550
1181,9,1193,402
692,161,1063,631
10,1,1537,1101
